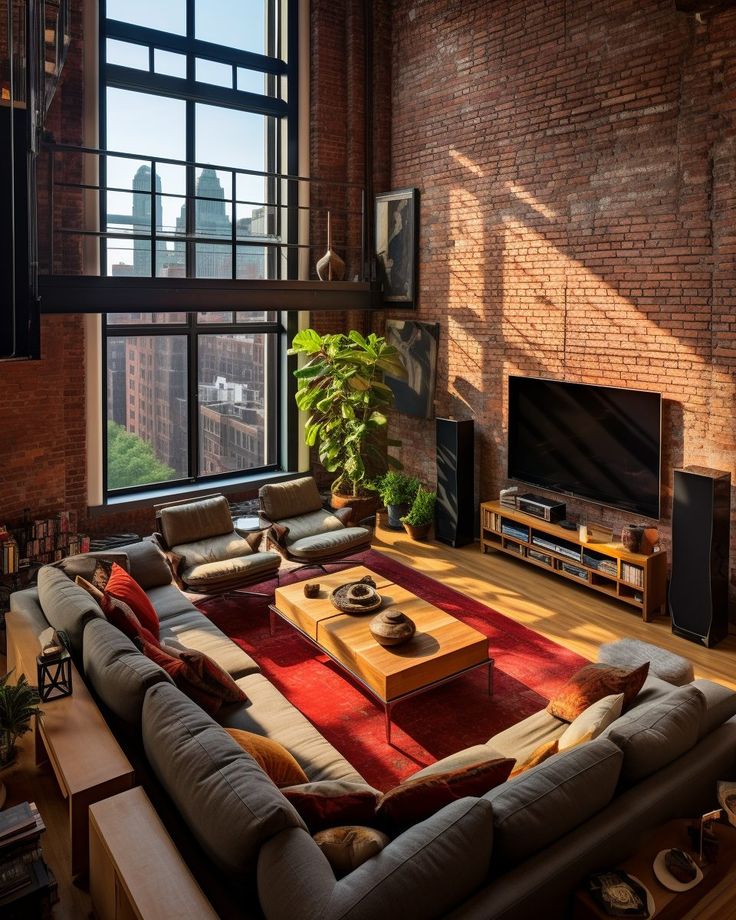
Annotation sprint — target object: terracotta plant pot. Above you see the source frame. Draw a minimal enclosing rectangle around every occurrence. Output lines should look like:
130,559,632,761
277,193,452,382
330,492,380,525
403,522,431,541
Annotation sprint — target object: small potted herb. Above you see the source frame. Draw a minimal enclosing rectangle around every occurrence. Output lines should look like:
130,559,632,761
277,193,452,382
401,488,437,541
0,672,42,770
376,471,421,529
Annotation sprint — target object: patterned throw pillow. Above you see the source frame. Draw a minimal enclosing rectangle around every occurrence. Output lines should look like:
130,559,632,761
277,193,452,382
137,638,223,715
313,826,390,879
91,558,115,591
280,782,381,833
509,740,559,778
224,727,308,788
375,758,515,833
547,663,649,723
161,641,247,707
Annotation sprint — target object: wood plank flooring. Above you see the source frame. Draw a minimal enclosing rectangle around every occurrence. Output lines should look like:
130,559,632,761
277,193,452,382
1,525,734,919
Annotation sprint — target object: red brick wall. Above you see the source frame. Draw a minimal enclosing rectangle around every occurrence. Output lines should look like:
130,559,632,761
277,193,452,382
385,0,736,610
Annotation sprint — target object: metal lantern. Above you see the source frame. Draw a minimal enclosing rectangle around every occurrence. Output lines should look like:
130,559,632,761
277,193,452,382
36,650,72,702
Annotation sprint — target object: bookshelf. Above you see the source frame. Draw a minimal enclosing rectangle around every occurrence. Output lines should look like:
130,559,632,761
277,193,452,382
480,501,668,622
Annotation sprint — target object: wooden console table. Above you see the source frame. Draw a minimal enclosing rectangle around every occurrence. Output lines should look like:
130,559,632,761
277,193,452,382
480,501,668,621
89,787,218,920
573,819,736,919
6,609,135,877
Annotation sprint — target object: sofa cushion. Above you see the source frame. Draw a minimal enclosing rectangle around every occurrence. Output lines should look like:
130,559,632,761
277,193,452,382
547,662,649,722
486,708,567,765
558,693,624,751
180,552,280,591
287,527,371,562
485,738,623,866
281,781,381,833
225,727,309,788
221,673,365,784
142,682,305,878
82,618,172,726
377,758,514,833
160,496,235,547
158,610,261,679
260,476,323,522
258,798,495,920
281,509,346,545
145,584,199,622
105,563,160,638
603,685,706,784
37,565,104,657
313,826,391,880
692,679,736,737
121,539,173,590
171,532,254,568
410,744,507,780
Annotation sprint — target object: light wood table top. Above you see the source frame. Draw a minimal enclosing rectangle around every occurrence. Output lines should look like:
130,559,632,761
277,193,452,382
272,565,492,742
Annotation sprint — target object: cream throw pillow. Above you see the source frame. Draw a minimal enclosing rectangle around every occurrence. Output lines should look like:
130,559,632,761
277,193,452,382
558,693,624,751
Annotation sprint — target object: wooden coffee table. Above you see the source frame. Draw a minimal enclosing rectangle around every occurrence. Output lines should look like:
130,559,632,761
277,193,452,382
270,566,493,743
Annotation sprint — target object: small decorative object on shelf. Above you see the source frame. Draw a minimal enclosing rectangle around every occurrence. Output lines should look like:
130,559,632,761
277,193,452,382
499,486,518,509
651,847,701,892
36,629,72,702
621,524,645,553
316,212,346,281
688,809,723,865
370,609,416,647
303,583,321,599
331,579,383,614
587,869,652,917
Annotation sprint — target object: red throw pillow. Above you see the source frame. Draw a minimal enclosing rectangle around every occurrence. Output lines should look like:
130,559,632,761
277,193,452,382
103,593,159,646
281,782,381,833
375,758,515,833
138,639,223,716
105,562,160,639
162,642,247,707
547,662,650,722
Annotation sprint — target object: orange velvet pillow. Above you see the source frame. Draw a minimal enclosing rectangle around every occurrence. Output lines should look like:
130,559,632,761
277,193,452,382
509,740,559,778
225,728,308,788
376,758,515,833
105,563,160,639
547,662,649,722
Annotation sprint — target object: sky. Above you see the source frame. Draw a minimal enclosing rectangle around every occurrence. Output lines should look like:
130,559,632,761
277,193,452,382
104,1,272,269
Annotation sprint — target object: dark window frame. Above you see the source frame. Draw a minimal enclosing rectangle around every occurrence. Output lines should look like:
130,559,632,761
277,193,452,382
100,0,298,500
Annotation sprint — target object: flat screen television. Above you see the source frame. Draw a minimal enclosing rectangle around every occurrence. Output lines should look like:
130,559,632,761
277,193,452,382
507,377,662,519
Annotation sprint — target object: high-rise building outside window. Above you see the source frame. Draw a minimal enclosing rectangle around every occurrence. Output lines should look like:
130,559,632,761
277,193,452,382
100,0,293,494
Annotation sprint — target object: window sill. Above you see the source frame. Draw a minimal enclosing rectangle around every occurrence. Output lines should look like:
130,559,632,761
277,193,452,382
88,470,308,517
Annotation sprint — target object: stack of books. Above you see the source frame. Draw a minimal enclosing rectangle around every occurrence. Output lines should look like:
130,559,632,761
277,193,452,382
499,487,518,509
0,527,20,575
0,802,57,915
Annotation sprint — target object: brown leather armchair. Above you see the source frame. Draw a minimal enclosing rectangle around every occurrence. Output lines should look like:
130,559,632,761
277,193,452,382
258,477,372,564
154,495,281,594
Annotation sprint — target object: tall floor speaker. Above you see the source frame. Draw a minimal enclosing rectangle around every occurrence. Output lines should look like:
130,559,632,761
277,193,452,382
435,418,474,547
669,466,731,648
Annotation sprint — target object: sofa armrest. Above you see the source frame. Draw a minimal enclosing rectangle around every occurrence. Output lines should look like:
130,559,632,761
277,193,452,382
258,797,494,920
333,507,352,526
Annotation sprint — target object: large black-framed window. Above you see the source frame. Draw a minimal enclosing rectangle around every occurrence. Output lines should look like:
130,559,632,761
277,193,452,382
100,0,297,497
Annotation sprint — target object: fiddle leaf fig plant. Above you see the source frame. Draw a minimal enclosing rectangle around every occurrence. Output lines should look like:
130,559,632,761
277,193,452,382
289,329,407,497
0,672,42,769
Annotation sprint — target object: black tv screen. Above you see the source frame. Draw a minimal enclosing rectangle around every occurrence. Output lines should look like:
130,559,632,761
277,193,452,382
508,377,662,519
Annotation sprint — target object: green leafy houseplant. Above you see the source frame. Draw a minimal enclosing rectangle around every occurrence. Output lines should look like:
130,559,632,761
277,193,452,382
289,330,407,500
0,672,42,769
375,471,421,529
401,487,436,540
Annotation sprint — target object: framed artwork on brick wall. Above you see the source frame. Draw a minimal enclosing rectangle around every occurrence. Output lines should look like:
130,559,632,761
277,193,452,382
384,319,439,419
375,188,419,305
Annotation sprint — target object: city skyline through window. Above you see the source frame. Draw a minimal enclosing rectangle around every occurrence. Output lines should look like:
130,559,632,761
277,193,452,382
102,0,288,495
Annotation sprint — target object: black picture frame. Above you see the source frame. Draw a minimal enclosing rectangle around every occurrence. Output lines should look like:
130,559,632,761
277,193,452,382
375,188,419,305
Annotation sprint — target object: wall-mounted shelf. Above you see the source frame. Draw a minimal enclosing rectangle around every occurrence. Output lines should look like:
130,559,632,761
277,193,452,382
480,501,667,622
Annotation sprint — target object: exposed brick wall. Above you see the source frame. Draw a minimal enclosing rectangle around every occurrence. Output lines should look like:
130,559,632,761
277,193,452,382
385,0,736,612
0,0,87,530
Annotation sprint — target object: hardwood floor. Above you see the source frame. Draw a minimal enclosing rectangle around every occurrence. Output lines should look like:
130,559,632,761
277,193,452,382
1,526,734,919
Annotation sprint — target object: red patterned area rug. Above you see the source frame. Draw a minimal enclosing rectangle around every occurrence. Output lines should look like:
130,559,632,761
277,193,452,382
199,549,588,790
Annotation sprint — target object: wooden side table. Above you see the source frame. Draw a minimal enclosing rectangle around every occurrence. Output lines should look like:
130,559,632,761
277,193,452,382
6,609,135,878
89,787,218,920
573,819,736,920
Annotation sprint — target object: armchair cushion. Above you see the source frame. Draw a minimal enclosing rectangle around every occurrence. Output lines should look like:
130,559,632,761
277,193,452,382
160,496,234,548
180,552,281,592
260,476,323,522
281,510,347,546
170,532,255,568
287,528,372,562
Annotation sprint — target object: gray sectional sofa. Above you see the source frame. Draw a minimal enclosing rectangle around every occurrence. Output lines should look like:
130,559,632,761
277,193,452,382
9,540,736,920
